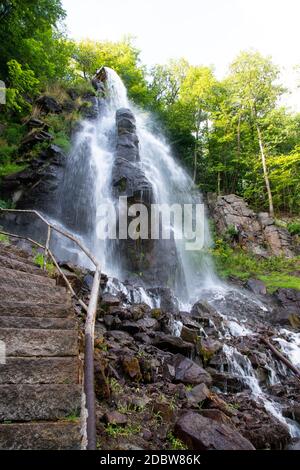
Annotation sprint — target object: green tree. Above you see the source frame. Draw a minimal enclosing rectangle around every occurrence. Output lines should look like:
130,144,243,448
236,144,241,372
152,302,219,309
227,51,285,216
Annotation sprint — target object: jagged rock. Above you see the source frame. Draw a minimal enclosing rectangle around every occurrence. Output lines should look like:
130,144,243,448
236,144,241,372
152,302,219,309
104,411,127,426
273,288,300,313
0,144,66,234
121,355,142,381
35,95,62,114
26,118,49,130
200,409,233,425
246,278,267,296
173,354,212,385
101,293,121,307
207,193,296,257
271,308,300,328
174,412,255,450
21,129,53,149
199,338,222,361
136,317,159,331
186,383,210,406
152,401,175,421
152,333,194,356
181,326,198,344
285,439,300,450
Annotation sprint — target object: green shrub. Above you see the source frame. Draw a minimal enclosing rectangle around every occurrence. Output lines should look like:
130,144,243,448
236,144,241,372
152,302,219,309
68,79,96,97
3,123,24,145
0,161,26,177
0,199,14,209
0,145,17,164
287,222,300,236
52,131,71,153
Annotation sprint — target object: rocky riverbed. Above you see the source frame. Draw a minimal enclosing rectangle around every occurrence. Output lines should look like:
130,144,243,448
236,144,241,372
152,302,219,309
70,265,300,451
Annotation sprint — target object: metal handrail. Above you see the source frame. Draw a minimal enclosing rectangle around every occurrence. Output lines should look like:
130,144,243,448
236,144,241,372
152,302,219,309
0,207,100,450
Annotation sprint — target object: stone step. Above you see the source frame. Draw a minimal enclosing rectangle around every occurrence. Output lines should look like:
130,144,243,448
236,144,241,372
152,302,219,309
0,328,78,357
0,266,56,287
0,247,37,267
0,278,67,297
0,284,70,303
0,316,76,329
0,384,81,422
0,301,73,318
0,254,49,276
0,421,82,450
0,357,80,384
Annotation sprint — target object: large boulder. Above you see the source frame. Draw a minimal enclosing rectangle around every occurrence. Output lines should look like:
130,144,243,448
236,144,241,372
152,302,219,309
173,354,212,385
111,107,183,289
207,193,297,257
174,412,255,450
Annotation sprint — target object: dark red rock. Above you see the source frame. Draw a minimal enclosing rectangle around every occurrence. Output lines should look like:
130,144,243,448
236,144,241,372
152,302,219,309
174,412,255,450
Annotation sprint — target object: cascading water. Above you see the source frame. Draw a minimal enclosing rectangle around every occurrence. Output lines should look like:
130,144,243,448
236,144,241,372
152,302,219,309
47,67,300,439
52,67,216,296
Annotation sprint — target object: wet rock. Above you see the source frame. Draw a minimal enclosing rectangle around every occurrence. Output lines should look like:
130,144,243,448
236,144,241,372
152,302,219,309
163,363,176,381
208,370,245,393
152,402,175,421
246,278,267,296
103,315,115,328
198,338,222,364
190,300,220,326
285,439,300,450
271,308,300,328
273,288,300,313
106,330,133,345
119,321,141,335
122,355,142,381
174,354,212,385
101,293,121,307
186,383,210,406
174,412,255,450
200,409,233,425
104,411,127,426
152,333,194,356
180,326,198,344
36,95,62,114
134,333,152,344
136,317,159,331
142,429,153,441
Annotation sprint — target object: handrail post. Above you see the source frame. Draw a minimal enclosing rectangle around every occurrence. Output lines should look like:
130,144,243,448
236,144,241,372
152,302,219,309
84,267,101,450
44,226,51,271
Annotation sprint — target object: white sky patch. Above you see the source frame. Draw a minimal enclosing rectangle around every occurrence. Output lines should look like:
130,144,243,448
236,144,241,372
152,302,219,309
62,0,300,110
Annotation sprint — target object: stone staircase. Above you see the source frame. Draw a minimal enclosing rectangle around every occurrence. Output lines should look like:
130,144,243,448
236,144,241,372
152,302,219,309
0,242,83,450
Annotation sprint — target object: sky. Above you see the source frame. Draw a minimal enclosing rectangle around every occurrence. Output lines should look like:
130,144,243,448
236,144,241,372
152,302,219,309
62,0,300,110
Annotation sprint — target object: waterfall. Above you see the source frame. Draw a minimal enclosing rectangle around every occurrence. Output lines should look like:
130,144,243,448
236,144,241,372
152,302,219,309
52,67,216,296
45,67,300,440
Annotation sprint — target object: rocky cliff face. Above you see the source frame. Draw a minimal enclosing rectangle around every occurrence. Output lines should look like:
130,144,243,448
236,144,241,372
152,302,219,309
207,193,298,258
111,107,183,289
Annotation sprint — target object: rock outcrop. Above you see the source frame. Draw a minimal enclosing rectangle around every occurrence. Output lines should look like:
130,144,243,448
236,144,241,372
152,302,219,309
207,193,297,257
111,107,183,289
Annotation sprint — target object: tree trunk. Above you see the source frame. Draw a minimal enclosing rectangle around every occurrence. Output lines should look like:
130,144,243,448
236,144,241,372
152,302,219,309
193,143,197,183
217,171,221,196
256,124,274,217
